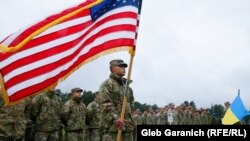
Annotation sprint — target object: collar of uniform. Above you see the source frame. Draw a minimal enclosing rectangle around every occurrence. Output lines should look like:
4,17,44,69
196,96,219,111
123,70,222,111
109,73,124,85
46,91,55,98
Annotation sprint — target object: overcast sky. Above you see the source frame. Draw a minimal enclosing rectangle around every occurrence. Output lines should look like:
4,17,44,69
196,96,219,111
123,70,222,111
1,0,250,109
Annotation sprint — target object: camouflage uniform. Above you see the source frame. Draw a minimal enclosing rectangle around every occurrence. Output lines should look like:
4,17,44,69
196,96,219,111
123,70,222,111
145,112,155,125
194,112,201,125
87,98,101,141
140,112,145,125
157,109,166,125
61,97,87,141
99,73,135,141
206,111,212,124
25,95,36,141
0,95,30,141
30,91,62,141
132,110,143,141
132,111,143,126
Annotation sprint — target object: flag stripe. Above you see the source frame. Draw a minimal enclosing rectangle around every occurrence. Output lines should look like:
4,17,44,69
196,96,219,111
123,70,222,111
0,15,92,62
5,25,136,88
0,21,92,66
8,36,135,95
5,1,94,47
222,108,239,125
0,10,137,67
35,11,91,38
8,40,134,102
2,16,137,79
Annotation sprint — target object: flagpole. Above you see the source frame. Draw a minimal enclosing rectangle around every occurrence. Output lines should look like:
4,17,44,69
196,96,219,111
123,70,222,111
116,53,135,141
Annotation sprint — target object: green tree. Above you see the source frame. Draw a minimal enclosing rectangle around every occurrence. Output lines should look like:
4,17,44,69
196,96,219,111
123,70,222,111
134,101,143,111
152,104,159,111
82,90,95,106
184,101,189,106
189,101,197,110
209,104,224,124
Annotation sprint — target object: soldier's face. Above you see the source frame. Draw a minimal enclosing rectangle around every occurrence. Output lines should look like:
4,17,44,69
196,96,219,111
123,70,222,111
112,65,126,76
72,91,81,98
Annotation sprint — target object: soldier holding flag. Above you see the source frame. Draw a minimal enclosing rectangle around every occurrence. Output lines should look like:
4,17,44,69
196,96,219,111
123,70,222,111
99,60,134,141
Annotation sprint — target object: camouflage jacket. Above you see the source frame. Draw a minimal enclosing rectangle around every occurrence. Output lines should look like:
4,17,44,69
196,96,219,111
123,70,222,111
86,99,101,129
155,113,166,125
132,114,143,125
176,111,185,125
0,96,30,139
145,113,156,125
61,99,87,131
30,92,62,132
99,73,135,132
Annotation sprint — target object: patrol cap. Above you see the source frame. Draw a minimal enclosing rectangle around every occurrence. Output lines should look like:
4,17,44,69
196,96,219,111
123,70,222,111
110,59,128,68
71,87,83,93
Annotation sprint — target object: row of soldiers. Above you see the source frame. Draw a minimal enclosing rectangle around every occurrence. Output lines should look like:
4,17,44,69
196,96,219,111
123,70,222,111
0,59,135,141
0,88,100,141
132,104,212,126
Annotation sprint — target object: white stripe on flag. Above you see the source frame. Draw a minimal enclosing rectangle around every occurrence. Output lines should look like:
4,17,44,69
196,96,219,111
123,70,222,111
3,18,137,81
0,21,92,69
36,16,91,38
0,6,138,69
8,31,136,95
95,6,138,23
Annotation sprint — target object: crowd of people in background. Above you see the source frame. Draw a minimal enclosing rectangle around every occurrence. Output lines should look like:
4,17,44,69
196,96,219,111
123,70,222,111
132,103,212,126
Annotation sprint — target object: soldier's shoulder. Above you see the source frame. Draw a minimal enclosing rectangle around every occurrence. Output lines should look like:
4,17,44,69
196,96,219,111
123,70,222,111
64,99,72,106
87,101,93,107
32,93,45,102
54,94,62,101
101,78,116,87
82,103,86,108
87,101,98,108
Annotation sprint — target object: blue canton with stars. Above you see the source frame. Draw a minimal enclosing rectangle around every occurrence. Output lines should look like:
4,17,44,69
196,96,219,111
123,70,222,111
90,0,142,21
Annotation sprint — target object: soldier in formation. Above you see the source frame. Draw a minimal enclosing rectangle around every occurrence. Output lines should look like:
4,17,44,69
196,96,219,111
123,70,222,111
86,92,101,141
30,87,62,141
61,87,87,141
0,94,31,141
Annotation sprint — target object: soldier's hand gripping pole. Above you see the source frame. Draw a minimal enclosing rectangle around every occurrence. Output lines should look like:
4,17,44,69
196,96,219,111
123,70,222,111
116,54,135,141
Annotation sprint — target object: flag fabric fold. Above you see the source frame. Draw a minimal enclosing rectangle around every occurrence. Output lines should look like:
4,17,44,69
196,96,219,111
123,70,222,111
222,95,250,125
0,0,142,105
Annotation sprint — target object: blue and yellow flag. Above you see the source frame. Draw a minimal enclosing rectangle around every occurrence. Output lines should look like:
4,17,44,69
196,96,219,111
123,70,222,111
222,95,250,125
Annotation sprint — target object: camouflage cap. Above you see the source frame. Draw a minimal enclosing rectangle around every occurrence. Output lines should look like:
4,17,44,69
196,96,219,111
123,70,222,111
71,87,83,93
110,59,128,68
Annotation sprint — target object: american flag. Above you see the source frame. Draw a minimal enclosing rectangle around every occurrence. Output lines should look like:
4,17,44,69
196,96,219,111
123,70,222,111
0,0,142,105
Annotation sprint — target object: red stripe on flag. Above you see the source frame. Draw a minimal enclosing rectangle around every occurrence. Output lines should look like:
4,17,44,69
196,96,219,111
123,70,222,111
2,22,136,76
4,25,136,88
0,12,136,62
8,38,134,102
8,1,95,47
1,12,137,70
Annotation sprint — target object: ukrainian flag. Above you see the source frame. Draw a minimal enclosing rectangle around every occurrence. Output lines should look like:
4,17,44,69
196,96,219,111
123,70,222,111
222,95,250,125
